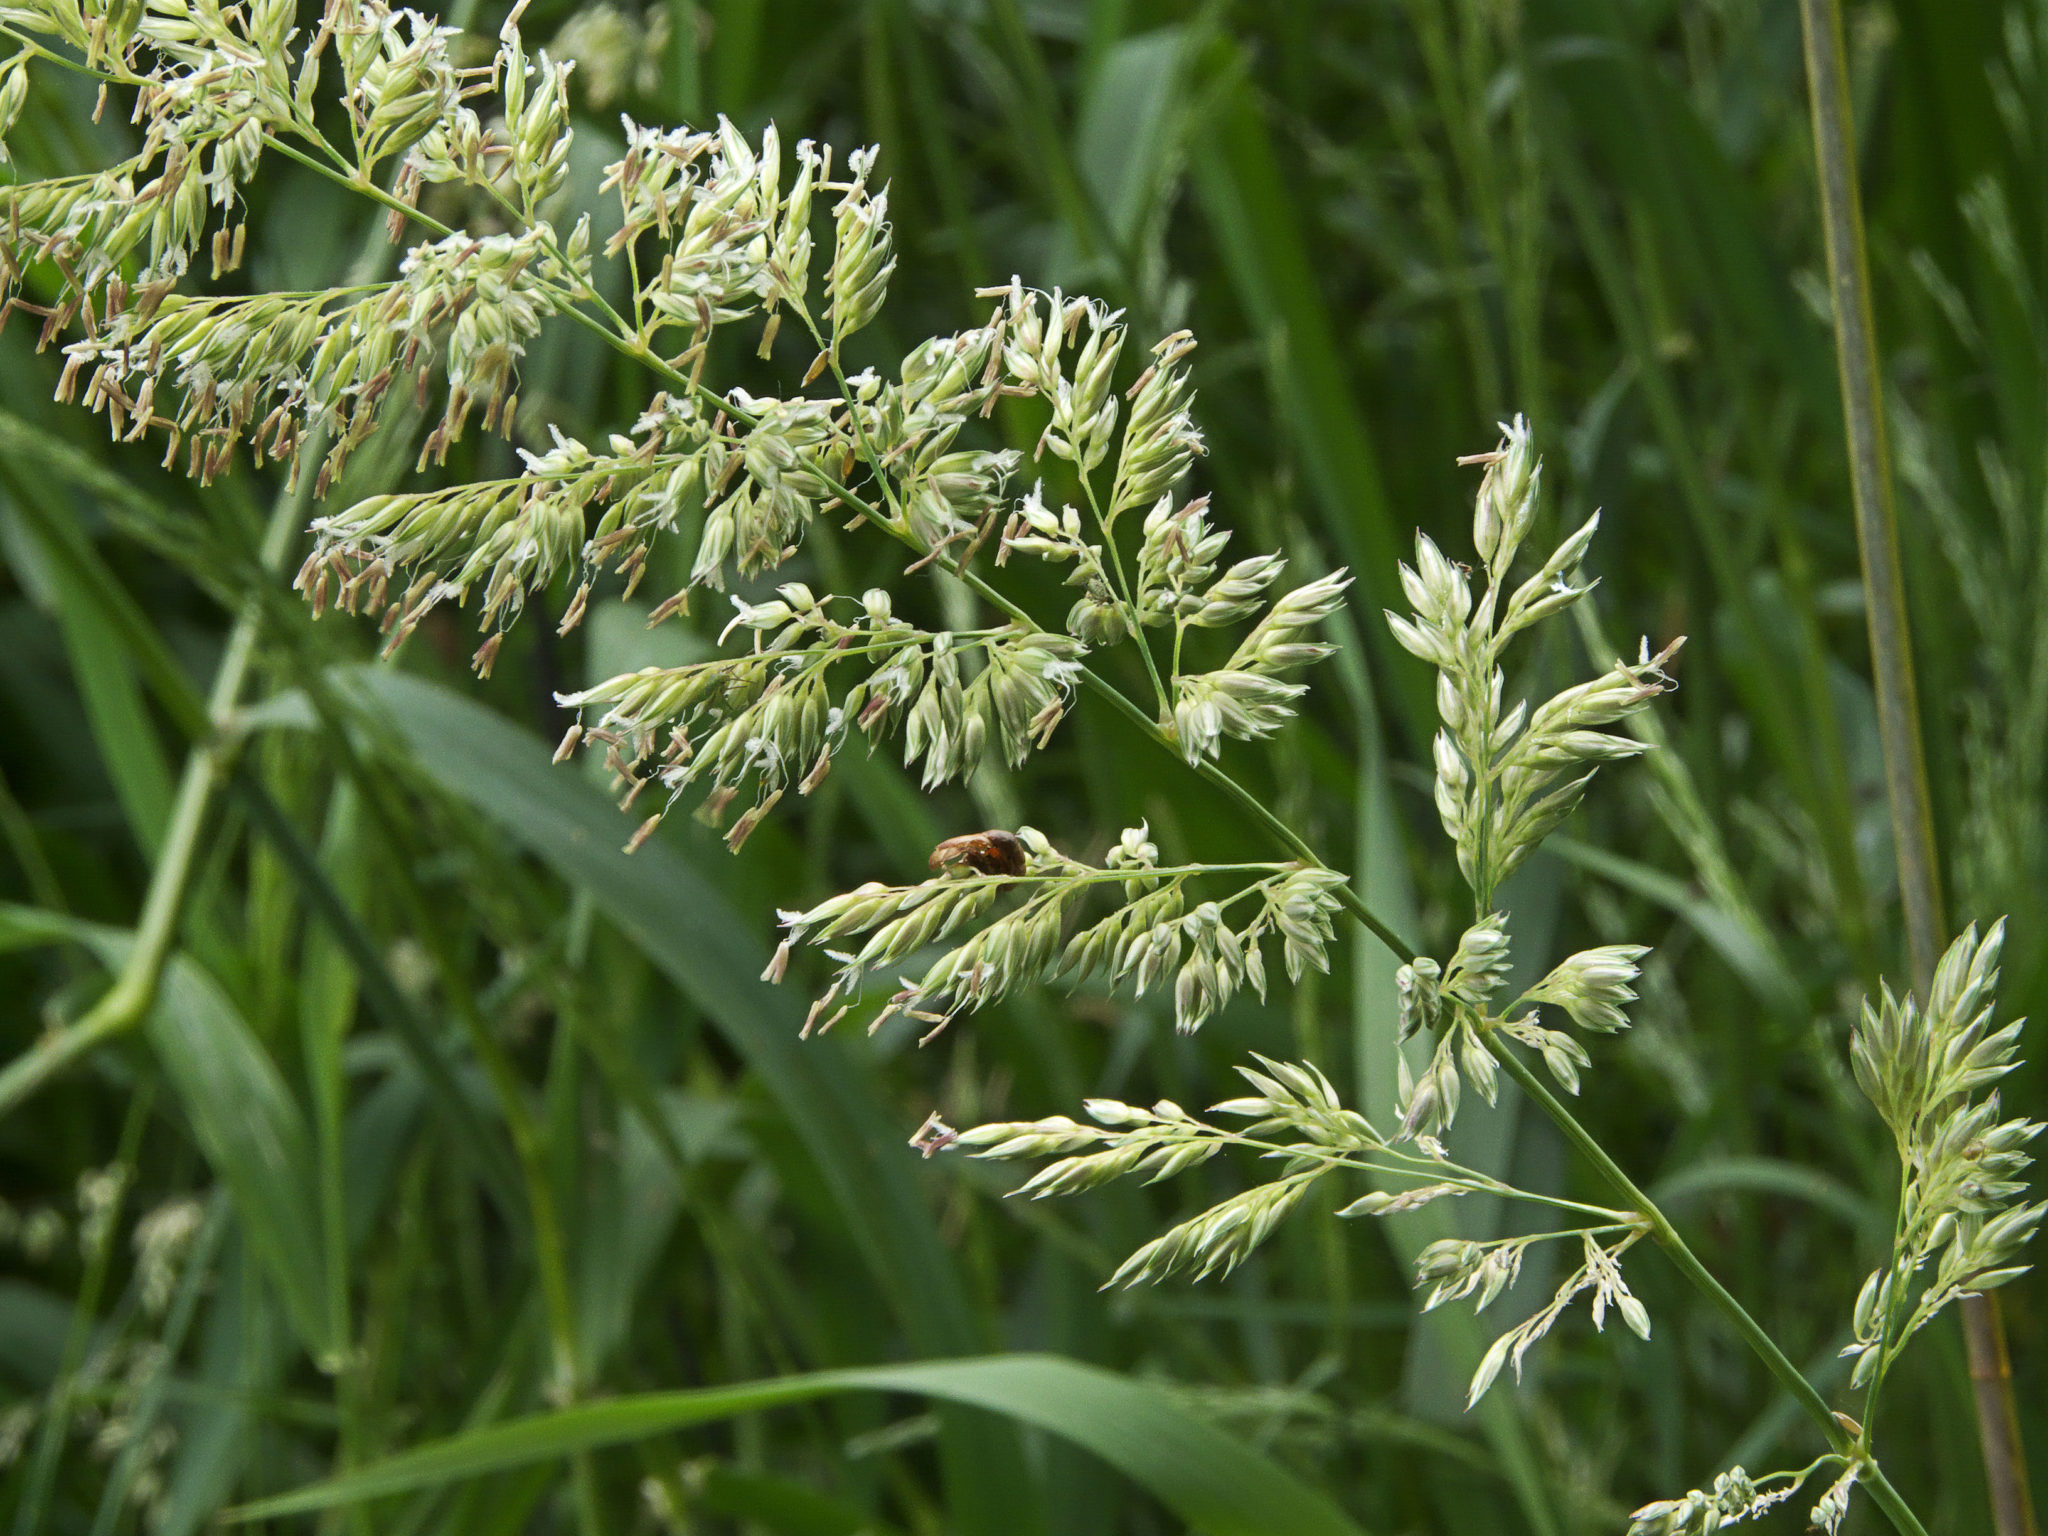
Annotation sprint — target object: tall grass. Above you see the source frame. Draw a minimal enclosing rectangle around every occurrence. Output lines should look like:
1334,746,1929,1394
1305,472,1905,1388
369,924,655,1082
0,2,2039,1532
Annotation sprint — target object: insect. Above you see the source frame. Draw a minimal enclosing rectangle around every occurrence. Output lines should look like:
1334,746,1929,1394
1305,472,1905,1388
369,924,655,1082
928,829,1027,878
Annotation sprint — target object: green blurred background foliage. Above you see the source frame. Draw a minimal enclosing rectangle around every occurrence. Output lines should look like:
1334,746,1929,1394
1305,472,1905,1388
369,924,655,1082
0,0,2042,1531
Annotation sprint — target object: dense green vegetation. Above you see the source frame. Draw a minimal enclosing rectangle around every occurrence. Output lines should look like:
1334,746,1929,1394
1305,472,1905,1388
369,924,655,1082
0,1,2041,1531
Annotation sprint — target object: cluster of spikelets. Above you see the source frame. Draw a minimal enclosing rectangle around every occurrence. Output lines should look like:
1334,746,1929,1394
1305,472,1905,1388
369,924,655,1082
1626,1464,1853,1536
531,276,1334,840
561,594,1086,853
0,1179,205,1518
4,0,583,489
1841,921,2043,1388
1626,925,2040,1535
1002,482,1353,762
944,424,1692,1410
1394,917,1649,1141
1,0,1358,855
766,823,1349,1041
7,3,2042,1527
62,223,584,489
1386,423,1683,898
948,1051,1650,1404
936,421,2042,1531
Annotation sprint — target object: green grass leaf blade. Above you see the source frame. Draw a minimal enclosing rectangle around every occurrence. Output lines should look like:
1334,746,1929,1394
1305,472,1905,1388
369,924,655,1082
229,1354,1372,1536
689,1463,907,1536
1648,1156,1875,1235
1073,26,1192,256
144,956,339,1362
15,508,176,854
331,666,1041,1536
0,902,338,1361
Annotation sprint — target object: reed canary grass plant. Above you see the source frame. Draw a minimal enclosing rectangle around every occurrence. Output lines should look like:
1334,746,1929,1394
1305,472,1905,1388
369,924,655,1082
0,1,2038,1531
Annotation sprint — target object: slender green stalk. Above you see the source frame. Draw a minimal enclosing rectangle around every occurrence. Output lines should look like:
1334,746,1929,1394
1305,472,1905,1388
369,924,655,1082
488,1038,600,1536
1793,0,1944,988
1076,475,1174,718
1479,1039,1926,1536
0,481,302,1117
0,229,393,1122
1796,5,2034,1532
312,729,597,1525
230,759,527,1225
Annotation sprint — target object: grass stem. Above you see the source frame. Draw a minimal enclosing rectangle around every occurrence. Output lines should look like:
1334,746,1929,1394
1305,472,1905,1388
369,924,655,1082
0,478,301,1119
1796,4,2035,1530
1481,1039,1928,1536
0,232,393,1122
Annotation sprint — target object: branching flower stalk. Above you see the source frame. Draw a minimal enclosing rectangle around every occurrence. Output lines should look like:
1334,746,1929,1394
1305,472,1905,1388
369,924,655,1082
2,6,2037,1534
947,431,2033,1536
768,823,1347,1041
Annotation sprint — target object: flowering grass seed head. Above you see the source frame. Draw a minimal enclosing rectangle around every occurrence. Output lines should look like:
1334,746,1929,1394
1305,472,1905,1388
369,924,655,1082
1389,424,1683,900
823,149,892,364
1520,945,1649,1034
22,27,2032,1527
1839,920,2042,1390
